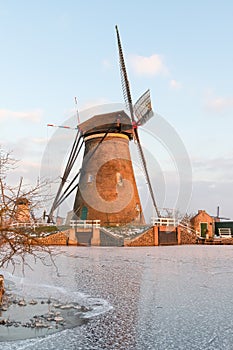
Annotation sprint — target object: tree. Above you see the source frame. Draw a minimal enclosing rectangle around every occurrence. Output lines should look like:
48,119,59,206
0,147,55,271
163,208,195,227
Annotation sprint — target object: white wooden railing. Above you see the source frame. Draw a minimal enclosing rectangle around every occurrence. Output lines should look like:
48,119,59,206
70,220,100,229
219,228,231,237
151,217,177,227
9,222,56,228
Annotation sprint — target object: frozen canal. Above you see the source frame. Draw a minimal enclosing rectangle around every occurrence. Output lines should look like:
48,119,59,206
1,245,233,349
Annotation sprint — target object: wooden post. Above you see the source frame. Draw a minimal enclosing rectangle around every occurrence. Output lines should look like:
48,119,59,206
177,226,181,245
0,274,5,305
154,226,159,246
91,228,100,246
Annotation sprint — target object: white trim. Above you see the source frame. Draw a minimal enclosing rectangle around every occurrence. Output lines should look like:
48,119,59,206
84,133,129,142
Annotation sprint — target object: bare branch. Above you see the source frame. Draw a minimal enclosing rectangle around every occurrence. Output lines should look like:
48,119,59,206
0,146,57,273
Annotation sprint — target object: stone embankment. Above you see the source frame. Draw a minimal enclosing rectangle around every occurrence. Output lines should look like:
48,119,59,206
23,225,233,247
218,237,233,244
180,226,197,244
125,227,155,246
125,226,198,246
200,237,233,245
36,231,68,245
32,229,80,246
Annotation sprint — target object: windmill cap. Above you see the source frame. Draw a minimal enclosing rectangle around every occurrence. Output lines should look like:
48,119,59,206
79,110,133,138
15,197,30,205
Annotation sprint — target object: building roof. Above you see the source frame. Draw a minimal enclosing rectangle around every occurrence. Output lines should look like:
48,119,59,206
190,210,213,221
78,110,133,138
215,221,233,228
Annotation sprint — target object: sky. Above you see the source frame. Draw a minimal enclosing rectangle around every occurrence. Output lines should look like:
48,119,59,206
0,0,233,220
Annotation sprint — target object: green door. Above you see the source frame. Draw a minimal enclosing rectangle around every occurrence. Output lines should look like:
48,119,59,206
81,206,88,220
200,223,208,238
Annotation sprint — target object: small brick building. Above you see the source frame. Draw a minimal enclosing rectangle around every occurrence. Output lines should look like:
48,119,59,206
190,210,215,238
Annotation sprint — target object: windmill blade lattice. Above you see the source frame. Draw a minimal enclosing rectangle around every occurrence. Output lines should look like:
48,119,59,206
47,128,83,222
115,25,135,122
115,25,160,217
134,89,154,126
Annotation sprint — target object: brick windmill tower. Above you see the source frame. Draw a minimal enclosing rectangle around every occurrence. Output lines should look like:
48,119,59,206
72,110,144,225
48,26,159,226
15,197,31,223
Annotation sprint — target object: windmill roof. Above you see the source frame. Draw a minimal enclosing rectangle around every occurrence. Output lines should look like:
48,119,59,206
15,197,29,205
78,110,133,138
190,210,213,221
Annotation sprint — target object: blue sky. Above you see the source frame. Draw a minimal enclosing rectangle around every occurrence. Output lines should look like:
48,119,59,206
1,0,233,219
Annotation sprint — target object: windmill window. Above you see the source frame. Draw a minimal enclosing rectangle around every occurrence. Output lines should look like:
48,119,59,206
87,174,93,183
116,172,123,186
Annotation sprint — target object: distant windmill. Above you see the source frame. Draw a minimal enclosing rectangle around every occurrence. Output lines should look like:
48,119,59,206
47,26,159,225
213,206,230,221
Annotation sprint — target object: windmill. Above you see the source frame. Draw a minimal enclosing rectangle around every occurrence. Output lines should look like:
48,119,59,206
213,206,230,221
47,26,160,225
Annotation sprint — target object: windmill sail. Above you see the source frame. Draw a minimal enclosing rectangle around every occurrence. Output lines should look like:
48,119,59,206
115,25,160,217
115,25,135,122
48,129,83,222
134,89,154,126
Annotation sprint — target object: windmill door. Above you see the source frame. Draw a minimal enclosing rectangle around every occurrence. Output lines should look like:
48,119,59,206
200,223,208,238
81,206,88,220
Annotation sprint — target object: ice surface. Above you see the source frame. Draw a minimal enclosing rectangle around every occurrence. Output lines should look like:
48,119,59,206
1,245,233,349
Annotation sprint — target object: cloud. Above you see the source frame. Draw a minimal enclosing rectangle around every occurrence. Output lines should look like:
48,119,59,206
2,138,44,162
31,137,48,145
7,159,41,187
102,59,113,70
128,54,168,76
169,79,182,90
204,92,233,114
2,138,45,185
192,156,233,183
190,178,233,219
189,155,233,218
79,98,110,111
0,109,42,123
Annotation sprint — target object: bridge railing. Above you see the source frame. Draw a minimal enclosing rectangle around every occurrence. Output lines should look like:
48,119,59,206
70,220,101,229
151,217,177,227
